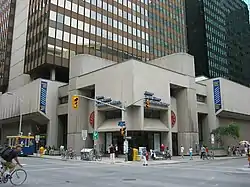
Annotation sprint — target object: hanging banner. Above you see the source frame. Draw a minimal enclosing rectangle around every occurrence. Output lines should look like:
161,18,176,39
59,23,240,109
40,81,48,114
213,79,222,113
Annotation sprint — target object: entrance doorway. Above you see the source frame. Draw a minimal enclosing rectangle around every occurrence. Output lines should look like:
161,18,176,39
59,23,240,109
172,133,178,156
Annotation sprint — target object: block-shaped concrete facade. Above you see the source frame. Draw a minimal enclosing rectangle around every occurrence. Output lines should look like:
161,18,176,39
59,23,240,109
0,53,249,155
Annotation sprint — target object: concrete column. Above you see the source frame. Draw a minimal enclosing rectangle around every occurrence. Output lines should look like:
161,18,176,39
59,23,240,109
167,106,173,155
176,88,199,153
67,89,90,153
50,69,56,81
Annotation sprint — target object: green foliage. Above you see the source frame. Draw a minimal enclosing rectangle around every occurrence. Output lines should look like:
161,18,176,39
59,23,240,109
211,123,240,145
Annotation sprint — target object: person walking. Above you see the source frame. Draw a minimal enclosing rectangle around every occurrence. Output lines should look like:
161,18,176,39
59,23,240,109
200,145,205,159
142,148,148,166
109,144,115,164
180,145,184,159
189,146,193,160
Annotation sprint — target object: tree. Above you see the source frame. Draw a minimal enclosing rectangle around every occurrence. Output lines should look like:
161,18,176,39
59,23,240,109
211,123,240,147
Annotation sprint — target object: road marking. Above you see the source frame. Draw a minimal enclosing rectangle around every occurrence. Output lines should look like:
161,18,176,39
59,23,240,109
170,166,250,174
26,166,81,172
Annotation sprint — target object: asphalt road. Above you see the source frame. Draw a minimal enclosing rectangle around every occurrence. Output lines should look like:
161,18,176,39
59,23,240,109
2,157,249,187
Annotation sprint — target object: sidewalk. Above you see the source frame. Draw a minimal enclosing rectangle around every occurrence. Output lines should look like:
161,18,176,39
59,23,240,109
28,154,246,165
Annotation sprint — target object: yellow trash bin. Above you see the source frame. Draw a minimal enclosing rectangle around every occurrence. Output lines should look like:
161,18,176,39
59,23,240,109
39,146,44,157
133,148,138,161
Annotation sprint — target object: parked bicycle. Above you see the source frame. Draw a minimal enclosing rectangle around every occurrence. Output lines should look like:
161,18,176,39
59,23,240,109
92,149,102,161
0,164,27,186
61,149,77,160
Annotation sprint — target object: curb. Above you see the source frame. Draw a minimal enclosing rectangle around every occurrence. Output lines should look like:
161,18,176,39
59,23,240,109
27,155,246,165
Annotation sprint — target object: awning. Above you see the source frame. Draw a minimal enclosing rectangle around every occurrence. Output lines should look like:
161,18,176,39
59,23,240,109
97,119,121,132
143,118,169,132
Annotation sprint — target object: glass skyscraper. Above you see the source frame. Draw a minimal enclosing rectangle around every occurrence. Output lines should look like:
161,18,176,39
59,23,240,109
23,0,187,82
0,0,16,91
186,0,250,86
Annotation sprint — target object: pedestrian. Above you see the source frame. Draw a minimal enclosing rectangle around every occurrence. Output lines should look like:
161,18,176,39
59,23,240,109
200,145,205,159
160,144,165,154
109,144,115,164
180,145,184,159
115,144,118,158
189,146,193,160
142,148,148,166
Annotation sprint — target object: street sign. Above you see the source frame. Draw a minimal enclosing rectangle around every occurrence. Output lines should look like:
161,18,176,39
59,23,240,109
126,136,132,140
82,130,88,141
123,140,128,154
118,121,125,127
211,134,215,144
93,131,99,140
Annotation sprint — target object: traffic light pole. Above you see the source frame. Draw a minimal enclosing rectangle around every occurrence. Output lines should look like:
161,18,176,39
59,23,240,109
74,95,126,111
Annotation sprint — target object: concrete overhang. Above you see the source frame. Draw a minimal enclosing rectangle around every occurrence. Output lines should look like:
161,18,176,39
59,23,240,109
0,112,49,125
217,110,250,121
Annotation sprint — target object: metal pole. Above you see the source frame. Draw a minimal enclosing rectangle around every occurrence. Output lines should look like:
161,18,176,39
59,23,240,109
75,95,125,111
122,109,128,162
19,98,22,135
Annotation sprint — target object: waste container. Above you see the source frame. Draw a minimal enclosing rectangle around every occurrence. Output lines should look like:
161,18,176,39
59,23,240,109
80,148,94,161
133,148,138,161
128,147,133,161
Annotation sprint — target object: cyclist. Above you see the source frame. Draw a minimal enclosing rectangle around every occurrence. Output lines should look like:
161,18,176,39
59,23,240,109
0,145,23,175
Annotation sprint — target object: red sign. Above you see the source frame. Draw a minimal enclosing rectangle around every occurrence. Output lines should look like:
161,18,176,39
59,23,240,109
89,111,94,128
171,111,176,128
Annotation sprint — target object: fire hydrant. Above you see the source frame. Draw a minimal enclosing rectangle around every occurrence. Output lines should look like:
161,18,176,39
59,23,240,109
39,146,45,157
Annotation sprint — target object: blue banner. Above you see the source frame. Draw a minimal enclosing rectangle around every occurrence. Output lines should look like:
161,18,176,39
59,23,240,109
40,81,48,114
213,79,222,113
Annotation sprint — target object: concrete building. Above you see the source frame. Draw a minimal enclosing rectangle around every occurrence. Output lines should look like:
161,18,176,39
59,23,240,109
0,53,250,155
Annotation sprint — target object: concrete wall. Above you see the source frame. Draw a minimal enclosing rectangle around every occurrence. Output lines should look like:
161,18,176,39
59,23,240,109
44,80,65,147
196,82,207,96
8,0,30,91
171,97,178,132
0,79,41,120
76,60,134,105
148,53,195,77
58,85,68,98
70,55,115,79
220,78,250,116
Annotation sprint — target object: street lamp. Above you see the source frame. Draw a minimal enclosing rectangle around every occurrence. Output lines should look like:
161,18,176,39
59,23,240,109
6,92,23,136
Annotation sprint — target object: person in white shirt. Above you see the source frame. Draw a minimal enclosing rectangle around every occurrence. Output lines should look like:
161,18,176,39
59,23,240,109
189,147,193,160
180,145,184,159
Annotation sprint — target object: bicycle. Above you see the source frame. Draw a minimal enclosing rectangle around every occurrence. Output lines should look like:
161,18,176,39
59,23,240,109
92,153,102,161
0,164,27,186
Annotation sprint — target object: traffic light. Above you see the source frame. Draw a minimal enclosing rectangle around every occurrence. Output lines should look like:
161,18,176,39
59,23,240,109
145,99,150,108
72,96,79,109
120,127,126,136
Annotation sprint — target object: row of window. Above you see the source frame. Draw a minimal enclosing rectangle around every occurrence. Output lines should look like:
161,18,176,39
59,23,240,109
51,0,149,27
50,10,149,40
204,15,225,32
48,26,150,53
